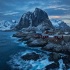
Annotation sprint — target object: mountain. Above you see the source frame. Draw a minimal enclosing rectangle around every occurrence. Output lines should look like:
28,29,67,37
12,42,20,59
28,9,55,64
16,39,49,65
51,19,70,31
0,20,17,31
15,8,53,30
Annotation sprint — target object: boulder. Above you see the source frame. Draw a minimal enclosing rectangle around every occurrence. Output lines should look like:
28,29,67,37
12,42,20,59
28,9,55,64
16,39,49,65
42,42,70,54
27,39,47,47
42,43,62,52
45,62,59,70
48,52,61,62
21,52,40,61
62,56,70,69
13,32,27,38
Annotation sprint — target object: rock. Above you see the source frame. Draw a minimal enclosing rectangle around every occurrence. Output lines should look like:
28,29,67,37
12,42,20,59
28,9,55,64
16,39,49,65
42,43,62,52
26,38,35,44
62,55,70,64
62,55,70,69
45,62,59,70
21,52,40,61
42,42,70,54
15,8,53,30
36,19,54,32
27,39,47,47
63,36,70,42
18,37,29,41
13,32,27,38
48,52,61,62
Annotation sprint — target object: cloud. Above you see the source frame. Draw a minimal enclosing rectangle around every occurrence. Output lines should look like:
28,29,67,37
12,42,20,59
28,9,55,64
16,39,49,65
49,16,61,19
49,15,70,26
61,15,70,25
4,11,19,15
46,5,69,11
0,0,70,21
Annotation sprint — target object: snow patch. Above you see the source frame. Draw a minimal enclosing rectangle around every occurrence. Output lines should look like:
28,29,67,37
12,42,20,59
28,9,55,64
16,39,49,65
0,20,17,31
51,19,64,27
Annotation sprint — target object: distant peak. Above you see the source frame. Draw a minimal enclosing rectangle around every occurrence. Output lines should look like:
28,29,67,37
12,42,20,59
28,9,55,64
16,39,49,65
34,8,43,12
51,19,64,23
35,8,41,10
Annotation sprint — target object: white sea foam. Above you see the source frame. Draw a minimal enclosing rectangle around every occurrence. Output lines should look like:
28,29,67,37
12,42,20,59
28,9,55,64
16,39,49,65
19,42,27,47
8,51,53,70
58,59,66,70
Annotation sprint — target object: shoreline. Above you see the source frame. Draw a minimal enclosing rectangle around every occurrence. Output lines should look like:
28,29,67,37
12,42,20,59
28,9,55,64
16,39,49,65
8,31,70,70
13,31,70,55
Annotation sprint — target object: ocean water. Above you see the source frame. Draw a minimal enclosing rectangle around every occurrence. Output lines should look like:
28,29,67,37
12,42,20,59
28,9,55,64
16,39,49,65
0,31,50,70
0,31,26,70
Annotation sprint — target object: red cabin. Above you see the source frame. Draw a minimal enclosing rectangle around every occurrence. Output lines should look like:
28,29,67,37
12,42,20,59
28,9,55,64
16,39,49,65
54,35,63,40
42,36,49,39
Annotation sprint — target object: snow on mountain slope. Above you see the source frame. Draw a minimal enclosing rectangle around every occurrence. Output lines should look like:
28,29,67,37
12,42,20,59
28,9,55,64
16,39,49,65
51,19,70,31
51,19,65,27
0,20,17,31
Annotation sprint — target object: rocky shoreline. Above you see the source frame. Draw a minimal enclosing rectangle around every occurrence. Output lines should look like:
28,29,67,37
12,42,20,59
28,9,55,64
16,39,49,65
11,31,70,70
13,31,70,55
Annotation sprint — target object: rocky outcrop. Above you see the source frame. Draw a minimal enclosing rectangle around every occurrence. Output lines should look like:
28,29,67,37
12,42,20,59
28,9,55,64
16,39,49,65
15,8,53,30
27,38,48,47
13,32,27,38
62,56,70,69
48,52,61,62
42,42,70,54
21,52,40,61
45,62,59,70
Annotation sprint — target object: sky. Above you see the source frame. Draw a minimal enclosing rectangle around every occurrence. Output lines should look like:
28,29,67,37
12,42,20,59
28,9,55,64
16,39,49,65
0,0,70,25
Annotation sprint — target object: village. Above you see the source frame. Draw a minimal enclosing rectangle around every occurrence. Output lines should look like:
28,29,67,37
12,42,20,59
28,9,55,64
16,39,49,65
14,28,70,42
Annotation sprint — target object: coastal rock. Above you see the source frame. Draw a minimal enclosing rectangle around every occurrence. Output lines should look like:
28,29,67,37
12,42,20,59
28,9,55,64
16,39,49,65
45,62,59,70
13,32,27,38
48,52,61,62
27,39,47,47
26,38,35,44
42,42,70,54
42,43,62,52
21,52,40,61
62,56,70,69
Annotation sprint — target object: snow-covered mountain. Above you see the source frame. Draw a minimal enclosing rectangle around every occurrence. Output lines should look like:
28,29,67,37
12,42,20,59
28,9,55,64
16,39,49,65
0,20,17,31
15,8,70,32
15,8,53,30
51,19,70,31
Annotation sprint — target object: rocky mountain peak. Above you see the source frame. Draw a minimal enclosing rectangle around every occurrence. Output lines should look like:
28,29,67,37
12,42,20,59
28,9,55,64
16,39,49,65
15,8,53,30
34,8,45,14
34,8,48,18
